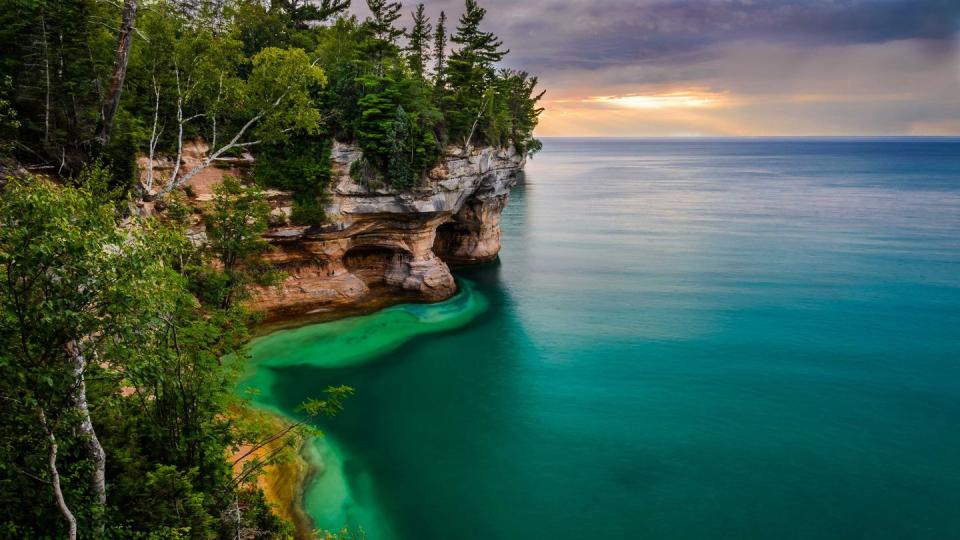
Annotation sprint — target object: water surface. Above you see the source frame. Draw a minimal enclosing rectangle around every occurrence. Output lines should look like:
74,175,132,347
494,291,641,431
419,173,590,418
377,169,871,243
245,138,960,539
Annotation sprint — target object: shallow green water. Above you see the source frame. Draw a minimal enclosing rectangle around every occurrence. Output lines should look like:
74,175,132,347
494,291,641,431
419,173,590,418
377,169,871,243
243,138,960,539
238,280,490,538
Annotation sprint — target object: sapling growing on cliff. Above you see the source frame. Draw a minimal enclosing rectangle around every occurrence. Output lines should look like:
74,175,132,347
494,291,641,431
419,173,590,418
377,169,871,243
204,176,280,310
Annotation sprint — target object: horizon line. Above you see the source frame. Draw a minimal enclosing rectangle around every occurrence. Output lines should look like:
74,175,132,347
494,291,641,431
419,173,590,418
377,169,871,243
534,135,960,139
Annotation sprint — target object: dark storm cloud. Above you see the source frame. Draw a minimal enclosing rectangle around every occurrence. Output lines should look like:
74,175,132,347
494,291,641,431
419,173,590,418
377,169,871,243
466,0,960,71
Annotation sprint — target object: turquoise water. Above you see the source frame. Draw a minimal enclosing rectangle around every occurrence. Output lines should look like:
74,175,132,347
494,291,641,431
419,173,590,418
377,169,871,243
245,138,960,539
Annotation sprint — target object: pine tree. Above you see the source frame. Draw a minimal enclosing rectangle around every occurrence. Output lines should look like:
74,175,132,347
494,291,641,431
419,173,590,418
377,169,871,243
366,0,403,43
364,0,404,73
433,11,447,87
406,4,431,78
273,0,351,29
445,0,508,146
449,0,507,78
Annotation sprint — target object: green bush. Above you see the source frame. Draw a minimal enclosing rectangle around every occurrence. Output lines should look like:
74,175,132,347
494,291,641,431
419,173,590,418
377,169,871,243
291,196,327,225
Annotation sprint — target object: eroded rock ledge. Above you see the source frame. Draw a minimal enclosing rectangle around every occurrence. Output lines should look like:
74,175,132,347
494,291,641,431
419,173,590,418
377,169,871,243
250,142,524,322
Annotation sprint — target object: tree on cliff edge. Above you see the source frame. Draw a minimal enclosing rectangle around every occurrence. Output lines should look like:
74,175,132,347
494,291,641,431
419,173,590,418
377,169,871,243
406,4,432,78
446,0,508,148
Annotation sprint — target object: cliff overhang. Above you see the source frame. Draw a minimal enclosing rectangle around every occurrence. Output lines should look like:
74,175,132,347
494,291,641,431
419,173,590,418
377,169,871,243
249,142,525,323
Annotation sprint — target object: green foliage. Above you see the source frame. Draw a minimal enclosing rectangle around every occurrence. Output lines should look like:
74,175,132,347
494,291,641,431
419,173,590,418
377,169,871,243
0,76,20,156
433,11,448,87
74,159,133,211
136,466,216,534
317,526,368,539
247,47,328,142
324,0,541,177
450,0,508,70
254,132,332,225
0,179,135,415
355,75,440,188
1,0,541,197
444,0,511,147
363,0,404,71
291,197,328,225
205,177,280,309
299,385,354,418
0,177,221,537
0,175,328,537
406,4,432,77
295,0,540,191
274,0,351,30
0,0,113,173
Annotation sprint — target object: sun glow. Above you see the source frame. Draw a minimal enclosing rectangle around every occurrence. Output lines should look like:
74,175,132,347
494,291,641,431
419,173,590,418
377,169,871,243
585,90,731,109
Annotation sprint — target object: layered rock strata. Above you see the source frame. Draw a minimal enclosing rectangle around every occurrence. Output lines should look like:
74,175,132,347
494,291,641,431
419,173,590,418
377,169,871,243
250,143,524,322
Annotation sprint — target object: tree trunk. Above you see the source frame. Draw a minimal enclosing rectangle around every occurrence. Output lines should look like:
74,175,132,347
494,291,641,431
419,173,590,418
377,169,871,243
98,0,137,146
40,409,77,540
145,79,161,192
66,341,107,512
40,15,51,147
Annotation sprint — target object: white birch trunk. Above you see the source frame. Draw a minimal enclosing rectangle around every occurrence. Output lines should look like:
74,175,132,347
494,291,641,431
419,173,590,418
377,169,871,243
65,341,107,510
40,409,78,540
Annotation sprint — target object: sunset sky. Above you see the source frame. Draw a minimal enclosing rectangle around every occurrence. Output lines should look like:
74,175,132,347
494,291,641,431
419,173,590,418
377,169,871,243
360,0,960,136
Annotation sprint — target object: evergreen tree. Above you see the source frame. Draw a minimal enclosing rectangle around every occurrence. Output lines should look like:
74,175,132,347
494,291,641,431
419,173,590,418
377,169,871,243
406,4,432,78
498,68,545,154
273,0,351,29
355,73,440,188
363,0,404,73
445,0,508,146
449,0,507,75
433,10,448,87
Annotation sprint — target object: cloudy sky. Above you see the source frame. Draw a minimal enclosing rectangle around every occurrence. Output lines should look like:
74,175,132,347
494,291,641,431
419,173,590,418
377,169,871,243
358,0,960,136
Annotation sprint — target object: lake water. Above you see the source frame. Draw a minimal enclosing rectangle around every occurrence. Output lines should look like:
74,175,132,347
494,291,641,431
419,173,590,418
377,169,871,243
243,138,960,539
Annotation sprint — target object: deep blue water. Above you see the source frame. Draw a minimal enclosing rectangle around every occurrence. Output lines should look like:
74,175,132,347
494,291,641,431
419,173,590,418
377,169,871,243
250,138,960,539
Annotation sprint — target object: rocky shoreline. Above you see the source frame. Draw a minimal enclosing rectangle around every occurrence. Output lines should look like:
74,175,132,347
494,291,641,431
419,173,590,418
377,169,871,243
240,143,526,535
248,142,525,323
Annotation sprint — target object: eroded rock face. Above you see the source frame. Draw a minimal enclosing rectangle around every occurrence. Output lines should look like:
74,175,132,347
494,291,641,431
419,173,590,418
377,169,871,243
250,142,524,322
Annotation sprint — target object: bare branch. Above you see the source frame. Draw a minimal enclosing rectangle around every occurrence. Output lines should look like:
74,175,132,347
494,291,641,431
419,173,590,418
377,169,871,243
145,77,161,191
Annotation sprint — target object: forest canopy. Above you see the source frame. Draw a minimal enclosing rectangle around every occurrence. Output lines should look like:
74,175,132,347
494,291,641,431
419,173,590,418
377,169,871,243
0,0,544,198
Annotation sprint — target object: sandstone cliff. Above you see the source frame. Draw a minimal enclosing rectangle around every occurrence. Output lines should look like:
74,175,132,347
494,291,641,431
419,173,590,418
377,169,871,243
249,143,525,322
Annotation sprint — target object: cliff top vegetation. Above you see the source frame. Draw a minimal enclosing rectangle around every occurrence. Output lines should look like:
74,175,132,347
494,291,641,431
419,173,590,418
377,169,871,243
1,0,543,212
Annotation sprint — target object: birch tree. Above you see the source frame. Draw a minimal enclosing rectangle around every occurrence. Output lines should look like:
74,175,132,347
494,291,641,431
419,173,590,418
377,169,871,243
132,5,326,200
0,176,150,536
